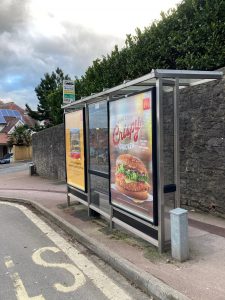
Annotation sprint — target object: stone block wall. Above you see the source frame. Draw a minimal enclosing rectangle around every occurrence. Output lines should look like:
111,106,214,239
179,73,225,214
32,123,65,180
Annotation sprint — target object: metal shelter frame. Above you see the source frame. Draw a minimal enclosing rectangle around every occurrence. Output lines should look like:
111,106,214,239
63,69,223,252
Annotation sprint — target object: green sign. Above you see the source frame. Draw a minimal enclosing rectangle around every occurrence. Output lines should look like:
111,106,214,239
64,94,75,100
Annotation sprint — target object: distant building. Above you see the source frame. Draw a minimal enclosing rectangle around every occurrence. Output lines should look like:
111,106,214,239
0,101,36,157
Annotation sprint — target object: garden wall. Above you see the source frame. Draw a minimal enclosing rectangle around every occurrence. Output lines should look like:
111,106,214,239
179,69,225,214
32,123,65,180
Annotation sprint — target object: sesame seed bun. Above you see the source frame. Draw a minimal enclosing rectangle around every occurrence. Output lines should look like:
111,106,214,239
116,154,148,175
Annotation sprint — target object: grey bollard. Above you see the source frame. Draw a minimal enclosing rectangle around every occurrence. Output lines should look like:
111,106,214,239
170,208,189,262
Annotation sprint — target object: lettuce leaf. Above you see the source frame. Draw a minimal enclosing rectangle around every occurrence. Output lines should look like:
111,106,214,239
116,164,148,183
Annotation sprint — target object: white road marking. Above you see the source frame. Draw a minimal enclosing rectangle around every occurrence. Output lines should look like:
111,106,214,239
4,256,45,300
32,246,86,293
0,202,132,300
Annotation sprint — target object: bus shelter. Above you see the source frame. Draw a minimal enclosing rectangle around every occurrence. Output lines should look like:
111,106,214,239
63,69,223,252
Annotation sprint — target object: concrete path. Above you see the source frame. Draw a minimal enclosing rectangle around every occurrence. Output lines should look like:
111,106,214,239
1,163,225,299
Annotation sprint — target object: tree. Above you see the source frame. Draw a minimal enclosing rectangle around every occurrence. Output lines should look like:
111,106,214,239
26,68,70,127
9,125,32,146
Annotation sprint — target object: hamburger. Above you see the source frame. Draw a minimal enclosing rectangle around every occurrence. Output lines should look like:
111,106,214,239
115,154,151,200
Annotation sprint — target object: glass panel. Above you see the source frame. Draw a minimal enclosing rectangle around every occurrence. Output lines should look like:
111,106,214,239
90,174,110,214
88,101,109,173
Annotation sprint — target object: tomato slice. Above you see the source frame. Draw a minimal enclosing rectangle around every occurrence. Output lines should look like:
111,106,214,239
116,173,125,180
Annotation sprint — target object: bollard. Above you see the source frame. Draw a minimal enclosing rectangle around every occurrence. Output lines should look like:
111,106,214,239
170,208,189,262
29,163,36,176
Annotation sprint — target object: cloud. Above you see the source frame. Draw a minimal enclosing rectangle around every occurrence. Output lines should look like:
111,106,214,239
0,87,37,110
0,1,124,109
0,0,29,33
32,22,123,76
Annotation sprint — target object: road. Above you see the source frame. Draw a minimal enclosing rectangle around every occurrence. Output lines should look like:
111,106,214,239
0,202,149,300
0,162,30,174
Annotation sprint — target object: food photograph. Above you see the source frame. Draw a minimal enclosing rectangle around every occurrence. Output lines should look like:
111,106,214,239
109,90,155,222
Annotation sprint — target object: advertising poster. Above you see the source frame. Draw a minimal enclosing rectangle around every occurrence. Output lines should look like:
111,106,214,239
109,91,154,222
65,110,85,191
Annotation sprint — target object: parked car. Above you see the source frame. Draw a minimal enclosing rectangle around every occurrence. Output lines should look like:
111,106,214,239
0,153,13,164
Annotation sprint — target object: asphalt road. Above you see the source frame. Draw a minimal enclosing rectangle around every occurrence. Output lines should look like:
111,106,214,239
0,162,30,174
0,202,149,300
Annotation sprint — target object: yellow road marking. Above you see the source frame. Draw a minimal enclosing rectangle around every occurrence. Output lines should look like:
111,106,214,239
4,256,45,300
1,202,132,300
11,272,45,300
32,246,86,293
4,256,15,268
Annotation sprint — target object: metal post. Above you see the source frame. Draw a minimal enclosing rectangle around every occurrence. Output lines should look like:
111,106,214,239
108,94,114,230
84,104,92,217
174,78,180,208
156,78,165,253
64,110,70,207
109,206,114,231
67,191,71,207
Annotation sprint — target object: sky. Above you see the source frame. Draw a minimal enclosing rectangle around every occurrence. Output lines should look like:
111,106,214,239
0,0,180,109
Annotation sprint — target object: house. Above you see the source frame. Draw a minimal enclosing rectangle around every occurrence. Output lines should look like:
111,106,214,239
0,101,36,157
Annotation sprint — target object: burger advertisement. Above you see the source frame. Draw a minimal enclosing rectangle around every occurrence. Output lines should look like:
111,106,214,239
65,110,86,191
109,90,156,222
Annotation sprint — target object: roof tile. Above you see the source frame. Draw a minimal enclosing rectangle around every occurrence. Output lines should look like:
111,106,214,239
0,133,8,145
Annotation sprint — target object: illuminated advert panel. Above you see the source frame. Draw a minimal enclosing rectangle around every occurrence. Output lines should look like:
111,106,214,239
65,110,86,191
109,90,157,223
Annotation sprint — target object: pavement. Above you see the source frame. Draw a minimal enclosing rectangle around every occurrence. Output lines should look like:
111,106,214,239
0,162,225,300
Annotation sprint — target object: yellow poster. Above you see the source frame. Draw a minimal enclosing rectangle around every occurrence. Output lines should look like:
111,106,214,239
65,110,85,191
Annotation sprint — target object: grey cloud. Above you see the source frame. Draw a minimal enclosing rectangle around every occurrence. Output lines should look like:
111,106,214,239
31,22,123,76
0,2,124,108
0,87,36,109
0,0,29,33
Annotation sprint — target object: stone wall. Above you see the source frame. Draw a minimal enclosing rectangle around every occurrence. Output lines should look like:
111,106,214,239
179,73,225,214
32,124,65,180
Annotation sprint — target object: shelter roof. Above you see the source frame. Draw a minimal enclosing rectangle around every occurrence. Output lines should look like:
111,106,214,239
63,69,223,110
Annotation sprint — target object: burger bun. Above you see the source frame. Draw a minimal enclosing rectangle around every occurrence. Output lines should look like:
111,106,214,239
115,183,149,200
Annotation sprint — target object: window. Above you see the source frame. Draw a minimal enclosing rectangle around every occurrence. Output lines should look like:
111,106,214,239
88,101,108,173
88,101,110,213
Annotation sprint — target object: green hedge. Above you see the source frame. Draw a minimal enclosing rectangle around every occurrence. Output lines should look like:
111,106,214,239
75,0,225,99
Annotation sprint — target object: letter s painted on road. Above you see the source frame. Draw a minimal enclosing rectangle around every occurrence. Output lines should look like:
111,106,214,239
32,247,86,293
